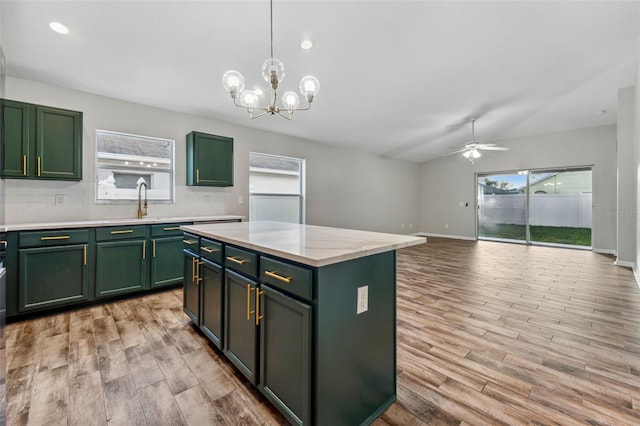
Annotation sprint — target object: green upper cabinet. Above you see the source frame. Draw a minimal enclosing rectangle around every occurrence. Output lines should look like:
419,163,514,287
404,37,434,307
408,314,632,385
1,99,82,180
186,131,233,187
1,100,30,178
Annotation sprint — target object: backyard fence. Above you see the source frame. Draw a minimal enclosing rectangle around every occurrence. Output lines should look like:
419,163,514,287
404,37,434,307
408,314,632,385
479,193,592,228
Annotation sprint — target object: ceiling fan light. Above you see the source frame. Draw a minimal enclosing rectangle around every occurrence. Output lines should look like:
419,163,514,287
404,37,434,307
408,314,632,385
471,149,482,159
462,150,472,159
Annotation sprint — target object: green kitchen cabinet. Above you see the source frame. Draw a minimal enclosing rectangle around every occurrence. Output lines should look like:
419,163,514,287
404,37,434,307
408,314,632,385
186,131,233,187
1,99,82,180
200,258,224,349
258,284,311,426
151,236,184,288
183,249,200,324
96,239,147,297
18,243,89,312
224,269,258,384
1,100,30,178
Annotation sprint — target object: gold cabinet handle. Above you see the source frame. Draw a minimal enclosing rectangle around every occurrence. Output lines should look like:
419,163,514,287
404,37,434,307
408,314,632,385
83,245,87,266
191,257,196,282
41,235,70,241
265,270,291,284
37,156,41,176
0,241,7,249
22,154,27,176
163,227,180,231
227,256,247,265
201,246,218,254
256,290,264,326
246,284,255,320
196,169,200,184
152,240,156,257
142,241,146,259
183,239,197,245
111,229,134,235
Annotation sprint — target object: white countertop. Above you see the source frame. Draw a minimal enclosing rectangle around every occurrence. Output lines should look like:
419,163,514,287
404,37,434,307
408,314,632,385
1,215,244,232
181,221,426,267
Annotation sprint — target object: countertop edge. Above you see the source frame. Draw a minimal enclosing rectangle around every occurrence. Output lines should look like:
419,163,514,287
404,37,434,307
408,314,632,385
1,215,245,232
181,223,426,267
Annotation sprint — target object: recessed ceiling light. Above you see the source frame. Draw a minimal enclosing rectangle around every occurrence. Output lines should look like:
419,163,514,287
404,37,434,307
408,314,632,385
300,39,314,50
598,109,608,115
49,22,69,34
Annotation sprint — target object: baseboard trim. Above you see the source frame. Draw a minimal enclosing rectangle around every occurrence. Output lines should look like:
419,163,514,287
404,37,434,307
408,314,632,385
593,248,616,255
614,259,636,268
419,232,476,241
634,266,640,289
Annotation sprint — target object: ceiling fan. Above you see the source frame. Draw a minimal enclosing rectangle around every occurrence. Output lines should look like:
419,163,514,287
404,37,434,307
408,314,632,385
447,118,510,163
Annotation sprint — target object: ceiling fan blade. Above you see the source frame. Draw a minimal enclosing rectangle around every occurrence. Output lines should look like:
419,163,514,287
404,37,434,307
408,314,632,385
479,146,510,151
443,148,469,156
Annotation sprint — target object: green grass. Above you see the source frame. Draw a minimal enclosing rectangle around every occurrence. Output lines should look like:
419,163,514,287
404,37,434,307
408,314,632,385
478,224,591,246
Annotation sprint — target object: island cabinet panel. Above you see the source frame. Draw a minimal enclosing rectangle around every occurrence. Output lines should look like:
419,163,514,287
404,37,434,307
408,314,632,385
183,249,200,324
18,244,89,312
1,99,83,180
315,251,397,426
200,258,224,349
258,284,311,426
186,131,233,187
223,269,258,384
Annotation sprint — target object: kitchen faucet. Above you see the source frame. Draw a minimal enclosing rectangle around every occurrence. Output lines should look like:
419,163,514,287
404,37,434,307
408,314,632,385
137,181,148,219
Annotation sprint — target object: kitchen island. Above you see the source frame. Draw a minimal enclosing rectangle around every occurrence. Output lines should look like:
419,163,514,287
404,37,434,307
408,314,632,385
180,221,425,425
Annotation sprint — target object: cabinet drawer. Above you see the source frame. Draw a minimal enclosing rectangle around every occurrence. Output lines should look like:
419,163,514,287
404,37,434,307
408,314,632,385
200,238,222,264
260,256,313,301
225,245,257,278
20,229,89,248
96,225,146,242
151,223,192,237
183,232,200,255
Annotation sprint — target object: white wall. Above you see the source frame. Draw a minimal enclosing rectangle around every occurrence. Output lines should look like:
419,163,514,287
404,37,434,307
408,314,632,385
419,125,618,252
617,86,636,265
635,40,640,283
3,77,420,234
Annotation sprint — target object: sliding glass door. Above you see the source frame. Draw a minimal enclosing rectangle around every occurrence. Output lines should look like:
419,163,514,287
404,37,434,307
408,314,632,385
477,167,592,248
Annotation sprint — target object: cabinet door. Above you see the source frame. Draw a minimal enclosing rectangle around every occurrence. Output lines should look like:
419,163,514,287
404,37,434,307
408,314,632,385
200,259,223,349
187,132,233,187
36,106,82,180
183,249,200,323
224,269,258,384
151,236,184,288
18,244,89,312
96,239,147,297
259,285,311,426
1,100,31,178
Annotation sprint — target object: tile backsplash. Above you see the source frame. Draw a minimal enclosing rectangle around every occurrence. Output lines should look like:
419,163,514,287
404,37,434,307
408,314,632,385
3,179,232,224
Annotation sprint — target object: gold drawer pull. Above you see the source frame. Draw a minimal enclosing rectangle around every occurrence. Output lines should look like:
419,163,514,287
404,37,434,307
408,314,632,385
83,245,87,265
37,156,41,176
41,235,70,241
256,290,264,326
183,239,197,245
246,284,255,320
196,169,200,184
201,246,218,253
265,270,291,284
163,227,180,231
0,240,7,249
227,256,247,265
22,155,27,176
111,230,134,235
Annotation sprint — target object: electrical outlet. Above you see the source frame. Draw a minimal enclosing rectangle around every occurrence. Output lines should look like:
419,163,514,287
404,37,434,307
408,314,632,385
445,223,449,229
357,286,368,314
238,196,244,204
55,194,66,205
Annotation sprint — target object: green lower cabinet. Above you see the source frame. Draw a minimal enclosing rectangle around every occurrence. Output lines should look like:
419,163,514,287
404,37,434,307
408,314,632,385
151,236,184,288
223,269,258,384
96,239,147,297
18,244,89,312
183,249,200,323
259,285,311,426
200,259,224,349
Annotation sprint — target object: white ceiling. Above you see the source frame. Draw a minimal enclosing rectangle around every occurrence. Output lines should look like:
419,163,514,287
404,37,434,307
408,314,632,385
1,1,639,163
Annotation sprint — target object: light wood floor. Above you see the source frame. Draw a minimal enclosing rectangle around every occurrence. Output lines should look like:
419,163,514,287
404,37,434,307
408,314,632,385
5,237,640,425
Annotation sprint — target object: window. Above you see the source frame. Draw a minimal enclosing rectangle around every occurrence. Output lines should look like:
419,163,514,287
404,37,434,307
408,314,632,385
249,152,305,223
95,130,175,202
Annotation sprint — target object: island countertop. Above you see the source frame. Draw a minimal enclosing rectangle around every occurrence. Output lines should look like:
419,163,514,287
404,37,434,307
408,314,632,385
181,221,426,267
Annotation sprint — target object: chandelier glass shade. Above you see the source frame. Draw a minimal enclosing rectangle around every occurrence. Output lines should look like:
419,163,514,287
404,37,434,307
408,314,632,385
222,0,320,120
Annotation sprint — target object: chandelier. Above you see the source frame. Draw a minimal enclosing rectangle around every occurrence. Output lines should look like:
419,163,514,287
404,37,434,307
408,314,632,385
222,0,320,120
